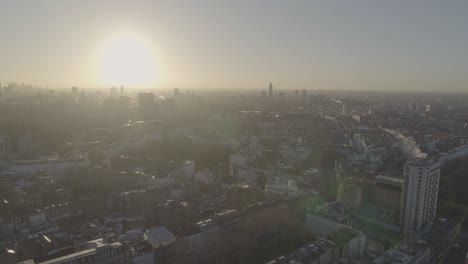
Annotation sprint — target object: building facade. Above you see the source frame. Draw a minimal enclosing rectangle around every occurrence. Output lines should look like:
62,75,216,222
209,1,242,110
374,175,403,211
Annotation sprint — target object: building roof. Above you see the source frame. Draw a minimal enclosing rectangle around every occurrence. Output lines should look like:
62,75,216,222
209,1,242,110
194,218,219,231
327,227,362,245
130,241,153,256
406,158,439,167
144,226,176,246
419,218,458,245
266,239,335,264
39,241,122,264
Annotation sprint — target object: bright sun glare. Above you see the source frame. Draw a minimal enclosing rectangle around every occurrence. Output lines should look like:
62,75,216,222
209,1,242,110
97,32,157,87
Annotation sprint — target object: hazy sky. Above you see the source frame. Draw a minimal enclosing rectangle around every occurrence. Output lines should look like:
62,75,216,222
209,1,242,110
1,0,468,91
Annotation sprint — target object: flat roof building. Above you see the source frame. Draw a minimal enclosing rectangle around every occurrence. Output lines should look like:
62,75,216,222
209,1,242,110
374,175,403,212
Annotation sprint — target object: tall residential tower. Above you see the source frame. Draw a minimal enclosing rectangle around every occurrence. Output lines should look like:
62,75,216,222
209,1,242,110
400,158,440,236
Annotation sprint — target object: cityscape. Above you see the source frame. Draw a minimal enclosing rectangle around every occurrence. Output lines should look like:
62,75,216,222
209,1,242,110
2,1,468,264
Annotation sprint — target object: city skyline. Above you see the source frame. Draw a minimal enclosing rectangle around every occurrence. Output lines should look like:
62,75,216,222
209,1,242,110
1,1,468,91
3,1,468,263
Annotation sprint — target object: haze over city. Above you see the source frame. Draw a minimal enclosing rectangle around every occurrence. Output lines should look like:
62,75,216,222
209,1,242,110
1,0,468,91
3,1,468,264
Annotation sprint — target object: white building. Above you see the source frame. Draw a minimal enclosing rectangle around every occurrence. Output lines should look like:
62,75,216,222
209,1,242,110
401,159,440,237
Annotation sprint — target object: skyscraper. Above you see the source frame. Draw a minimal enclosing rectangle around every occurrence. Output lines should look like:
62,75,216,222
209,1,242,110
400,159,440,236
268,82,273,98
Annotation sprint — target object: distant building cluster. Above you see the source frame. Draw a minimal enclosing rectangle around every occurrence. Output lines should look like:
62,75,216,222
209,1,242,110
2,82,468,263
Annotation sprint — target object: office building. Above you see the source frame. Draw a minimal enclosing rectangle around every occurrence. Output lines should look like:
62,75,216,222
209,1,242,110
337,178,363,210
374,175,403,211
401,159,440,236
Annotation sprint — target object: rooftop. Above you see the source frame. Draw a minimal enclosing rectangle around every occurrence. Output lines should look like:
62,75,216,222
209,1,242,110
406,158,439,167
419,218,458,245
266,239,335,264
327,227,362,245
194,218,219,231
144,226,176,246
39,242,122,264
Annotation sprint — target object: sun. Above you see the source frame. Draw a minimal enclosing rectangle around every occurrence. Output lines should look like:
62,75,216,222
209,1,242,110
96,32,157,87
